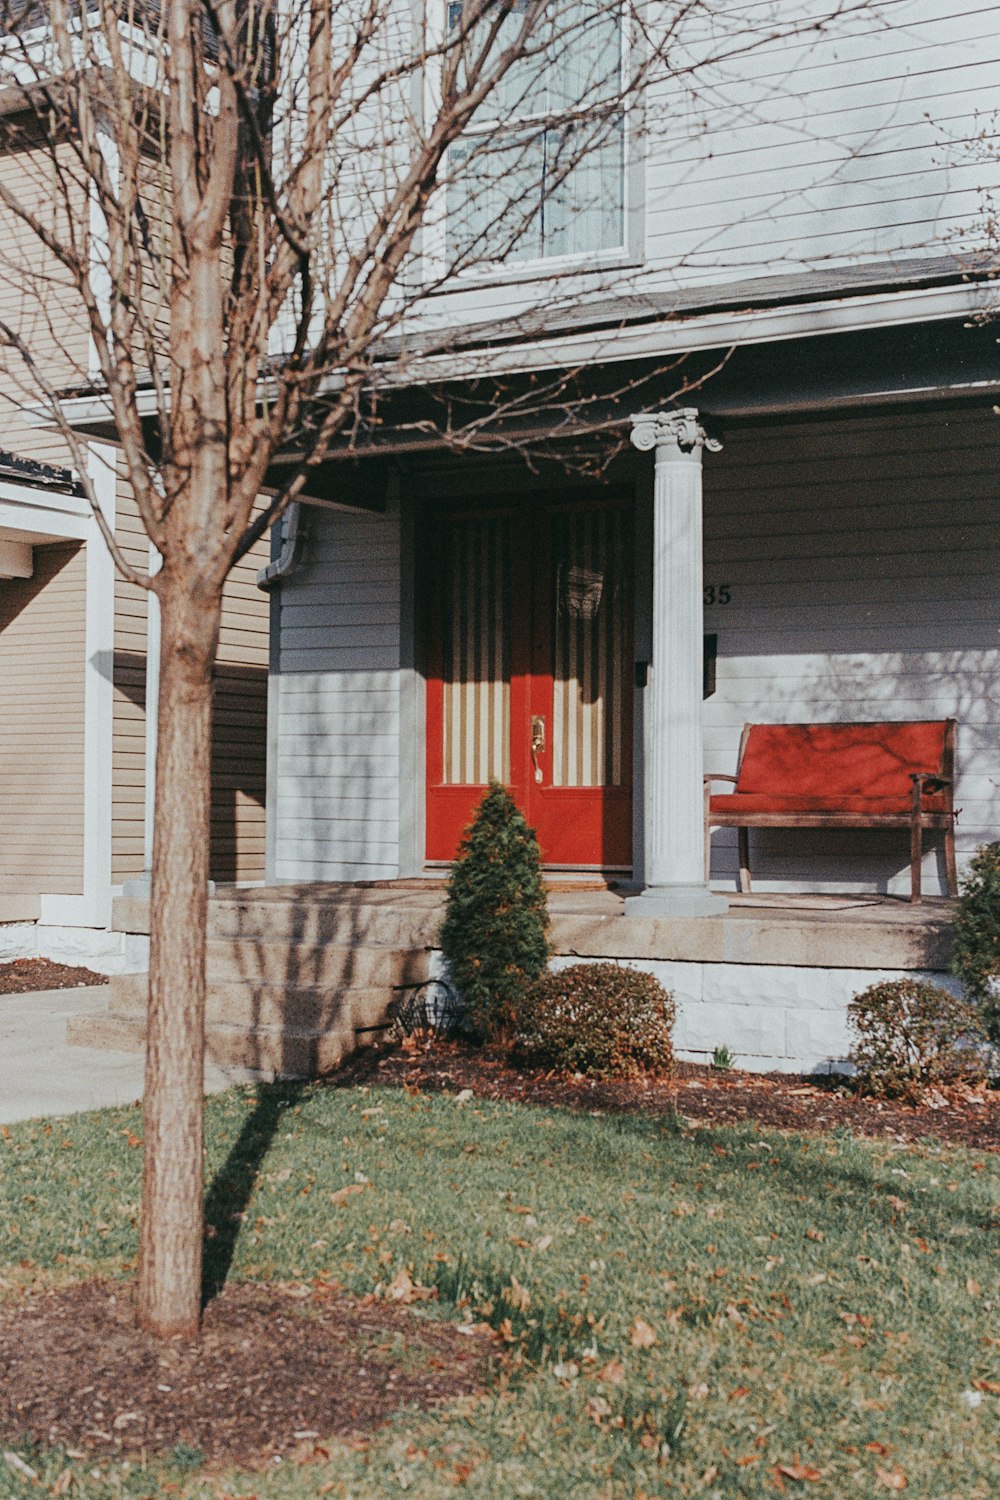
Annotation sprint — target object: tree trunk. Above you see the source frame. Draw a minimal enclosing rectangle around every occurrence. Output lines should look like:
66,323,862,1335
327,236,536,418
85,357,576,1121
138,571,222,1338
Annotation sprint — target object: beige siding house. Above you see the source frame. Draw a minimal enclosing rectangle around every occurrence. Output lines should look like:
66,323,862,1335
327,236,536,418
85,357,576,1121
0,531,86,902
0,447,270,967
0,71,271,967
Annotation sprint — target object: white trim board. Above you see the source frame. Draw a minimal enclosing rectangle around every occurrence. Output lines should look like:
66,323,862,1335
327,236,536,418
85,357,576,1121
0,483,90,540
38,444,116,929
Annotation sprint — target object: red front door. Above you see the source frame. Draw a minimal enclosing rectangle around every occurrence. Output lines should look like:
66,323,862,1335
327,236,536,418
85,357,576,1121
425,494,633,869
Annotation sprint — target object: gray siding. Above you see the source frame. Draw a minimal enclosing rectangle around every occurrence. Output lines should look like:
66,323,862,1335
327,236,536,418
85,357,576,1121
703,406,1000,895
272,502,402,881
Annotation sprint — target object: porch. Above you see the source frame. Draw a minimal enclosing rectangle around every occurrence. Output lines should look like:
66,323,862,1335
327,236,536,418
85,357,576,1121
269,399,999,907
77,883,956,1078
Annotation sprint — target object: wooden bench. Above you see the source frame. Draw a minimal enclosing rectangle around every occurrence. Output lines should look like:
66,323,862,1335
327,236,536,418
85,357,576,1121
704,720,958,903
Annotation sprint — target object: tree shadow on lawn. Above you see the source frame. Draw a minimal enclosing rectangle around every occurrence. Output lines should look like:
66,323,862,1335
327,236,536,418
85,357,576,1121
202,1079,305,1305
583,1110,994,1241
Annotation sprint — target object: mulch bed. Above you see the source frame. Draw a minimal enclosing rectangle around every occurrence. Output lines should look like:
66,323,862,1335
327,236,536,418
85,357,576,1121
0,958,107,994
0,1280,492,1467
333,1042,1000,1152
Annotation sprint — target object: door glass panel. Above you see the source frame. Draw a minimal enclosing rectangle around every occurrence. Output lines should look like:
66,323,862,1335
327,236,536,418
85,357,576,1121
551,507,627,787
441,513,511,785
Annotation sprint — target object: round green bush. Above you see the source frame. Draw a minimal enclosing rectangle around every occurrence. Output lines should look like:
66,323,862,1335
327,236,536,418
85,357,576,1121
952,841,1000,1045
513,962,675,1078
847,978,987,1102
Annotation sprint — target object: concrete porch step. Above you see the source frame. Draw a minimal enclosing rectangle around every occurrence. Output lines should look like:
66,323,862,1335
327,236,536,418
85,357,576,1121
201,937,433,989
68,989,398,1077
112,893,445,949
106,970,419,1032
72,892,444,1079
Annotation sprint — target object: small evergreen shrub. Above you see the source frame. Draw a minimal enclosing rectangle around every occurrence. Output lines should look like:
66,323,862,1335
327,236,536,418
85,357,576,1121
952,842,1000,1044
514,962,675,1078
847,978,987,1101
439,781,550,1037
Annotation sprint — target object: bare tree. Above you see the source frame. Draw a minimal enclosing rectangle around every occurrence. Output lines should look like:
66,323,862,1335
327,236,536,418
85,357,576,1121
0,0,880,1337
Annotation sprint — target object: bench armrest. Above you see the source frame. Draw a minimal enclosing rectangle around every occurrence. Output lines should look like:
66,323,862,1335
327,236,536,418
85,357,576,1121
910,774,954,828
703,774,738,786
909,773,951,793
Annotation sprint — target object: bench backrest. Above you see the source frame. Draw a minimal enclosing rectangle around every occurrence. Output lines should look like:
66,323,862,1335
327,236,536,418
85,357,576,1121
736,721,954,799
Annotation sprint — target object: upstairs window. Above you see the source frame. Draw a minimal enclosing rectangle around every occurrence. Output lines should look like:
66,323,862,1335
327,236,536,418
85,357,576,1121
444,0,626,266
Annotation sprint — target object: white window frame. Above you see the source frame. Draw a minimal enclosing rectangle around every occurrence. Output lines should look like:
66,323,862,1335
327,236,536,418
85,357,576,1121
420,0,645,289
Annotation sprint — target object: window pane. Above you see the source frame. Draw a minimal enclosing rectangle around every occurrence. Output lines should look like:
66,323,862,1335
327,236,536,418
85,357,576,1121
447,132,546,262
448,0,619,123
449,0,546,121
542,117,624,256
444,0,625,264
548,4,622,114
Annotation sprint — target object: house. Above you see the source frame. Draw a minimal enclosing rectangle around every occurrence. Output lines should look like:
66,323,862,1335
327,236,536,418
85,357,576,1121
0,425,270,971
12,0,1000,1069
0,137,270,969
250,0,1000,1072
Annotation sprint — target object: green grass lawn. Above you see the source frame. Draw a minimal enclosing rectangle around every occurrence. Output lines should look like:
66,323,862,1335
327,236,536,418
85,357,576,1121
1,1082,998,1498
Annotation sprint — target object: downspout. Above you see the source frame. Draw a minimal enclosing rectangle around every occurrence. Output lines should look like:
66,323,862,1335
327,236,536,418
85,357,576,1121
258,502,305,887
257,501,306,590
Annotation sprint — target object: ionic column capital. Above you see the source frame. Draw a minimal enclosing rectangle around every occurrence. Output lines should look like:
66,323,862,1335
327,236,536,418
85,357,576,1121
629,407,722,456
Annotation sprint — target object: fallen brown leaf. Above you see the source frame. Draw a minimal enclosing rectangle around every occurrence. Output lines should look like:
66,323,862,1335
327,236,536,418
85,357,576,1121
385,1268,437,1304
630,1317,658,1348
504,1275,531,1313
776,1461,823,1482
875,1467,907,1491
585,1394,612,1424
330,1183,368,1206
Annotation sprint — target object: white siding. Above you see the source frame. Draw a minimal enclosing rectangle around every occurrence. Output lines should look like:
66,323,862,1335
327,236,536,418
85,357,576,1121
644,0,1000,287
427,0,1000,331
273,502,402,881
703,406,1000,896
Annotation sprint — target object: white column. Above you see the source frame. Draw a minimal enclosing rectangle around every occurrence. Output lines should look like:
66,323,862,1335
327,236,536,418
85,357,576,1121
625,409,728,918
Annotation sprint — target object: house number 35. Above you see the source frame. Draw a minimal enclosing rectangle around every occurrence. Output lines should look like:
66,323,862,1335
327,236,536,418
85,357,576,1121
704,584,732,605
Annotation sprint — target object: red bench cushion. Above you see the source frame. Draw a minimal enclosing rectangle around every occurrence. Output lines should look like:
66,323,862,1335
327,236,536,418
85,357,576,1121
732,722,949,802
710,792,949,817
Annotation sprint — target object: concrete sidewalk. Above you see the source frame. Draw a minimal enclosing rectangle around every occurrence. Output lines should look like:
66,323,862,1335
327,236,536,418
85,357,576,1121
0,987,253,1123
